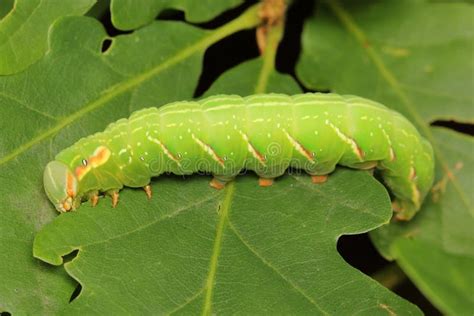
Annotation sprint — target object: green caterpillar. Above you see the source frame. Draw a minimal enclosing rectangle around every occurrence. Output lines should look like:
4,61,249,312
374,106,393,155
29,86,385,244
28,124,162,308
44,93,434,220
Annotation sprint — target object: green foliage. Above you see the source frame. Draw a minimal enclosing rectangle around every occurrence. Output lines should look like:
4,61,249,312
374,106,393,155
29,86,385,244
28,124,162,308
0,0,96,75
297,0,474,314
111,0,244,30
0,0,472,314
34,172,415,314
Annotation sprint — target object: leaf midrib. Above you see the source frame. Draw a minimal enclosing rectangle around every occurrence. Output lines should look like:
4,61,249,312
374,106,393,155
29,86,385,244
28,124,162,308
201,182,234,316
327,0,473,216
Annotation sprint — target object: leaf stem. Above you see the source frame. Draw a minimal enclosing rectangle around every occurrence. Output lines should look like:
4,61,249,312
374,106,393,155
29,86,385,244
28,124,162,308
255,1,286,93
202,4,262,48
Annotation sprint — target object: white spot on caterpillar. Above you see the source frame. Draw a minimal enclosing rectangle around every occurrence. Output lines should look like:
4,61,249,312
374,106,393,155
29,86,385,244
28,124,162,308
314,131,319,135
166,123,176,127
140,157,144,161
253,118,264,122
313,115,319,119
137,142,142,146
179,135,183,140
277,123,281,128
267,133,271,138
192,134,225,167
227,135,231,140
301,115,310,120
118,149,127,155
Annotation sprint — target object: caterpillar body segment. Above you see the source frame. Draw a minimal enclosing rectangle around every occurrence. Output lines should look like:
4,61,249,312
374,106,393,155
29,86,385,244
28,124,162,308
43,93,434,220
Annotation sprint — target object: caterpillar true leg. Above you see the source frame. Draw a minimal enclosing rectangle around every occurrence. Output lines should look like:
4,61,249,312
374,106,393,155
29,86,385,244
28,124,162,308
91,193,99,207
311,175,328,184
258,178,274,187
144,185,152,199
107,190,119,208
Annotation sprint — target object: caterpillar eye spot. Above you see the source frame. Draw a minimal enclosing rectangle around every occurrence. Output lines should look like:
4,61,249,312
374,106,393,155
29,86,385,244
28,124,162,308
82,159,88,166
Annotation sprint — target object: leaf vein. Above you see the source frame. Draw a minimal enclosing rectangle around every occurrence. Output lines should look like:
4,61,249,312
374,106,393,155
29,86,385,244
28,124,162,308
227,219,330,315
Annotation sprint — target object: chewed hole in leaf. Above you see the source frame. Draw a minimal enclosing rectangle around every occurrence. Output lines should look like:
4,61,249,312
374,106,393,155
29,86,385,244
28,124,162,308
62,249,79,264
69,283,82,303
101,39,113,53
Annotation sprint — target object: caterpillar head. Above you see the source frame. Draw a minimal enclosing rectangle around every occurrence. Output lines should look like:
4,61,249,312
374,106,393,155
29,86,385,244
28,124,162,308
44,161,80,213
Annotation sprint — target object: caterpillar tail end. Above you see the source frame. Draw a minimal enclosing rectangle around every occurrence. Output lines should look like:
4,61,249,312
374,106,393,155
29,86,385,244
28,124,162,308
392,200,417,221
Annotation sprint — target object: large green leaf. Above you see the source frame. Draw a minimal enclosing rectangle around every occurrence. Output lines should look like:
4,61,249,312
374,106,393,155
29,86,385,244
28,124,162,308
0,0,96,75
34,171,419,315
0,5,260,313
296,0,474,314
111,0,244,30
